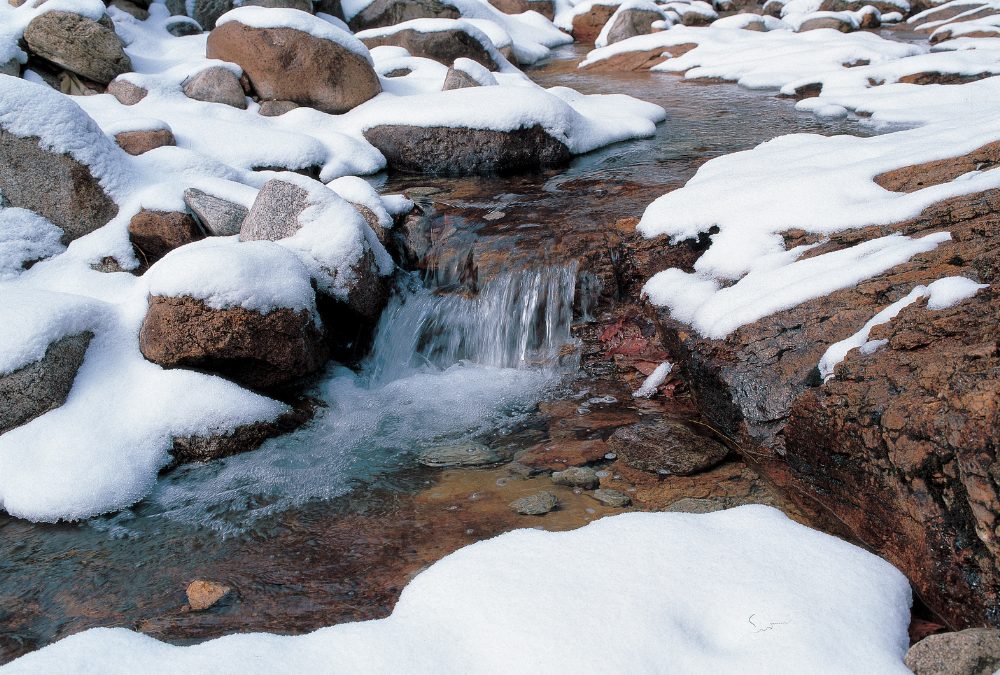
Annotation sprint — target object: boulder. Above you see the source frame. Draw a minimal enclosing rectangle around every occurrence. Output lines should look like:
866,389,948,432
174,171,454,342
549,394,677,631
347,0,460,32
182,66,247,108
905,628,1000,675
139,295,327,390
579,42,696,71
604,8,665,45
680,4,717,25
183,188,248,236
593,488,631,507
653,187,1000,629
22,11,132,85
485,0,555,19
241,0,313,10
128,209,205,261
206,20,381,114
110,0,150,20
571,3,620,41
107,77,148,105
239,179,311,242
607,422,729,475
0,332,93,435
258,100,300,116
358,23,503,71
0,132,119,245
762,0,785,15
315,0,346,19
114,128,176,155
362,124,571,174
796,15,855,30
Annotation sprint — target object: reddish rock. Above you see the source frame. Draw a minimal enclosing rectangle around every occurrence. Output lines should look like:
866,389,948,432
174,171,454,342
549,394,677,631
186,580,231,610
359,26,502,71
128,209,204,261
114,128,176,156
875,139,1000,193
608,422,729,475
571,3,619,41
654,187,1000,629
898,71,996,85
579,42,696,71
107,77,148,105
139,296,328,390
206,21,381,114
518,439,609,471
486,0,554,19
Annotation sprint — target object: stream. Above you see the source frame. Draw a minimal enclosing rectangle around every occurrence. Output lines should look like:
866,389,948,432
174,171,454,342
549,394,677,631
0,42,881,664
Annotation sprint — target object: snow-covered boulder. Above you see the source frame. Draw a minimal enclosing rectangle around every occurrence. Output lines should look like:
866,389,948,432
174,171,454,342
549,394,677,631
596,1,669,47
346,0,461,32
570,0,621,40
106,76,148,105
0,77,129,244
206,8,381,115
357,19,506,71
139,239,329,390
485,0,555,20
22,11,132,85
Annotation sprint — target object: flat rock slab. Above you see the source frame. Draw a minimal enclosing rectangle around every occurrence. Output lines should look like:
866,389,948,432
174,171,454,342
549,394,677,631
417,441,502,467
363,124,571,175
509,490,558,515
607,422,729,475
593,488,631,507
664,497,724,514
0,332,93,434
207,22,381,115
23,11,132,85
518,438,609,471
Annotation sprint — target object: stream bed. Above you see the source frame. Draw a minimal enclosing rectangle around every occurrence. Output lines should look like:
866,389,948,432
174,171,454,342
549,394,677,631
0,43,882,664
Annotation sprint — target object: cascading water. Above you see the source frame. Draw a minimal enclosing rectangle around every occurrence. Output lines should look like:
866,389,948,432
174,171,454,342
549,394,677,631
99,265,582,537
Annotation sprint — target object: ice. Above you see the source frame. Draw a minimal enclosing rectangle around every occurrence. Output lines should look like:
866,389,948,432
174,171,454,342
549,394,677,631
0,506,913,675
633,361,672,397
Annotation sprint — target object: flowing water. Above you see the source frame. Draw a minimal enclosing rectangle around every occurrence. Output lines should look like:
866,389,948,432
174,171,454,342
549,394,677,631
0,42,887,663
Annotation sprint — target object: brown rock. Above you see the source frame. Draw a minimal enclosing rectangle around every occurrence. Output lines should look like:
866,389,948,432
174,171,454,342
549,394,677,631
139,296,328,390
608,422,729,475
875,139,1000,193
653,187,1000,628
485,0,554,19
818,0,900,13
114,128,176,155
182,66,247,109
0,129,119,244
258,100,300,116
518,439,609,470
912,2,996,30
128,209,204,261
107,77,147,105
347,0,460,32
0,332,93,435
593,488,631,507
359,26,502,71
362,124,571,174
241,0,312,10
442,66,481,90
905,628,1000,674
680,7,716,25
551,466,600,489
206,21,381,114
579,42,695,71
571,3,619,41
186,580,231,610
23,11,132,85
351,203,387,245
762,0,785,16
509,490,558,515
110,0,150,20
796,15,854,31
604,8,666,44
899,71,995,86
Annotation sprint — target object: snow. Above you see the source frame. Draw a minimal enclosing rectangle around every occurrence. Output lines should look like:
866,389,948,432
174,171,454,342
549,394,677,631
356,18,516,72
0,506,913,675
145,238,318,314
0,208,66,281
633,360,672,397
817,276,988,380
452,56,499,85
216,7,374,64
327,175,395,228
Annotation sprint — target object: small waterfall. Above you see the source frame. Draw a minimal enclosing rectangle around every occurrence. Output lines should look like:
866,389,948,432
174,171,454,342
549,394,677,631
366,264,580,384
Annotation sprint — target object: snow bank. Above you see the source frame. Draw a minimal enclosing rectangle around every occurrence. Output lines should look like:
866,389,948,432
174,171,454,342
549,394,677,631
327,175,395,228
217,7,373,64
0,208,66,281
0,506,913,675
145,238,317,314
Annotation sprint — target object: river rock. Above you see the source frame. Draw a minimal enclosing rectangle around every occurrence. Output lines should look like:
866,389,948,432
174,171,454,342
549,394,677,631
139,295,328,389
128,209,204,261
442,67,480,90
0,332,93,435
183,188,248,236
114,128,176,155
604,7,665,45
417,441,502,467
653,186,1000,628
259,100,300,116
571,2,620,41
22,11,132,85
551,466,600,489
593,488,631,507
762,0,785,14
875,139,1000,193
486,0,555,19
166,18,203,36
358,22,503,71
819,0,904,12
796,15,855,31
608,422,729,475
182,66,247,109
241,0,313,10
347,0,460,32
363,124,571,174
518,439,609,471
509,491,558,515
192,0,233,30
186,580,231,610
905,628,1000,675
111,0,150,20
107,77,147,105
206,20,381,114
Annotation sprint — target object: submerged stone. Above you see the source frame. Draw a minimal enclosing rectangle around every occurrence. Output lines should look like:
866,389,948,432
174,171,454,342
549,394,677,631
417,441,502,467
509,491,558,515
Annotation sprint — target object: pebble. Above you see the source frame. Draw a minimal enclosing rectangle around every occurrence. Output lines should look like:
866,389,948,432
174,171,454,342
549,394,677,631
186,580,231,610
509,491,558,516
593,489,631,508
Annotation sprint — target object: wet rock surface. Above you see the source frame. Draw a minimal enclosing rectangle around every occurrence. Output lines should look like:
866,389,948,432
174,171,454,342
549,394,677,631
417,442,503,467
608,422,730,475
551,466,600,489
509,490,559,515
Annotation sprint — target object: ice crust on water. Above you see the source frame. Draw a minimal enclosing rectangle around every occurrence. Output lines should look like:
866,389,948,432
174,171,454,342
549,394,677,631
2,506,914,675
145,238,318,314
818,276,988,380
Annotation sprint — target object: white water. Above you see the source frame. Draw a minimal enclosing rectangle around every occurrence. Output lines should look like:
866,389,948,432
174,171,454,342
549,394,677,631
94,266,581,537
